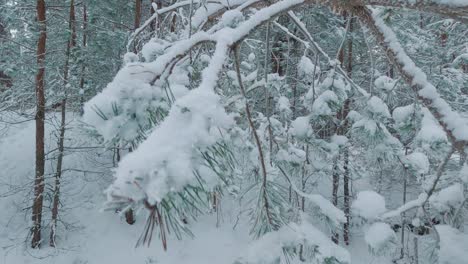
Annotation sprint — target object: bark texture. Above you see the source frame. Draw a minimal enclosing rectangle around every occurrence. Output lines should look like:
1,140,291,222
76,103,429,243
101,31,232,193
31,0,47,248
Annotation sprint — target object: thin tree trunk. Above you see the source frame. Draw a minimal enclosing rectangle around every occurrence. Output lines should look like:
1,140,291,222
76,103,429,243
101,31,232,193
50,0,76,247
401,163,408,258
133,0,142,52
234,46,275,230
414,237,419,264
343,17,353,246
79,3,88,116
170,13,177,32
0,20,12,89
125,146,136,225
134,0,141,30
332,157,340,244
150,0,156,31
264,21,274,165
332,14,349,245
31,0,47,248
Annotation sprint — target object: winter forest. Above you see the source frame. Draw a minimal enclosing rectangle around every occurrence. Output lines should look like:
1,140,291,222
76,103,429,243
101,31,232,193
1,0,468,263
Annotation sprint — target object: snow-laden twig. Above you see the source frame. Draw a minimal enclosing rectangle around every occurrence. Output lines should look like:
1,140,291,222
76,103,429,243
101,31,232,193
380,146,455,219
278,166,346,225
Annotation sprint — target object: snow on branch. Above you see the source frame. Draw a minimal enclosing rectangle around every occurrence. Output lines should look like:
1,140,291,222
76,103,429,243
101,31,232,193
238,219,350,263
108,44,232,205
353,6,468,149
278,166,346,225
380,193,427,219
94,0,312,207
344,0,468,23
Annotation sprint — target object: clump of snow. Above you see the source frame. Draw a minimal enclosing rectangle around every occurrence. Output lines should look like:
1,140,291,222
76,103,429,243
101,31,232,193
298,56,319,76
352,191,387,220
123,52,138,64
289,116,312,139
141,38,169,62
238,220,350,264
436,225,468,264
311,90,339,116
405,152,430,175
277,95,291,116
374,75,396,91
221,9,244,28
367,96,391,118
247,52,255,62
276,146,306,164
429,183,464,212
331,135,348,147
347,110,363,122
364,222,396,255
392,104,415,125
416,108,447,143
353,118,378,136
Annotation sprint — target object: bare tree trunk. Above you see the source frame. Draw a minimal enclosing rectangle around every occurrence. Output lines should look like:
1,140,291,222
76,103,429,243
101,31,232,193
50,0,76,247
133,0,142,52
134,0,142,30
343,17,353,246
150,0,155,30
79,3,88,116
264,21,274,165
170,13,177,32
31,0,47,248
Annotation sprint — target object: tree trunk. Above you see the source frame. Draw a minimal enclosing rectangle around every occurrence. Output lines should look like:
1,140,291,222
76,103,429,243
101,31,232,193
264,21,274,165
134,0,142,30
125,146,136,225
400,147,409,258
343,17,353,246
79,3,88,116
332,157,340,244
0,20,12,89
50,0,76,247
31,0,47,248
133,0,142,52
170,13,177,32
150,0,157,31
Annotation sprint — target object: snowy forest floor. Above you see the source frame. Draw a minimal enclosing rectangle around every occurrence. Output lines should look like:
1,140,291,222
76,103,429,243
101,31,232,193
1,111,397,264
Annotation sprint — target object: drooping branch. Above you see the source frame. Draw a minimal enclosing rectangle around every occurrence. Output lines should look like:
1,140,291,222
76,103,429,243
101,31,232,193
145,0,307,87
353,6,468,150
233,45,275,230
352,0,468,23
